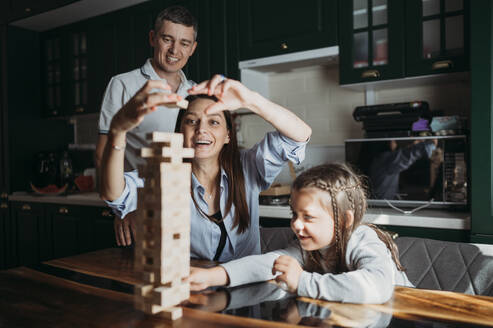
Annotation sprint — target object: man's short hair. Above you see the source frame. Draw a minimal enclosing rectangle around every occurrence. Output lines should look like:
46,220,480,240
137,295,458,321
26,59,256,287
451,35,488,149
154,5,198,40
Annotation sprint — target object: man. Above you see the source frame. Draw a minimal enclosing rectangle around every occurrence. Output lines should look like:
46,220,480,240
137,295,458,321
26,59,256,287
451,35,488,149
95,5,198,246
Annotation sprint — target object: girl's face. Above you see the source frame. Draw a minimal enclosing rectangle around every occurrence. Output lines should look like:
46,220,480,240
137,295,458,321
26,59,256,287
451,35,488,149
181,98,230,160
290,187,334,251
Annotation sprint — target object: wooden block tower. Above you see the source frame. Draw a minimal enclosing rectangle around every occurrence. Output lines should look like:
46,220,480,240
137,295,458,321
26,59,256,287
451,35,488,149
134,132,194,319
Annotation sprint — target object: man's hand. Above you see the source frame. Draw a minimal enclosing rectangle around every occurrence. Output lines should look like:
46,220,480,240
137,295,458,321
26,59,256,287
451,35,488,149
272,255,303,293
114,211,136,246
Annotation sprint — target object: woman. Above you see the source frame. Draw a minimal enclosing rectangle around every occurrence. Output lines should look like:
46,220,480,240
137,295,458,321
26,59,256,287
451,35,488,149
100,75,311,261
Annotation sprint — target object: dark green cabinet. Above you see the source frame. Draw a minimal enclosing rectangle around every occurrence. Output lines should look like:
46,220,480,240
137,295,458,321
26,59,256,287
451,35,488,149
238,0,338,61
179,0,241,81
470,1,493,243
41,29,66,117
41,23,91,117
0,198,8,269
339,0,405,84
48,204,91,258
12,202,45,266
6,202,115,267
90,207,117,250
340,0,469,84
406,0,469,76
66,23,89,115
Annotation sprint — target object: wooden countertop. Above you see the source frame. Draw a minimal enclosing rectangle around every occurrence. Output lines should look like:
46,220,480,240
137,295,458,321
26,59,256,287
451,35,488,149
37,248,493,327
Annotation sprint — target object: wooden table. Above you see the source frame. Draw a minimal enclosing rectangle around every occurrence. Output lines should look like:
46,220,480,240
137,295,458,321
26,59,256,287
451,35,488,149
0,248,491,327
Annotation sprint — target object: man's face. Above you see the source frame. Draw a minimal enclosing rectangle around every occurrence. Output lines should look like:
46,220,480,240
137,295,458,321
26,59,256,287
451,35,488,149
150,20,197,74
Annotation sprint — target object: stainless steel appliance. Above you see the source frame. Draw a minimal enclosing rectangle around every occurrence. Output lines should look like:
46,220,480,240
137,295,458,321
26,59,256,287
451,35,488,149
345,135,468,209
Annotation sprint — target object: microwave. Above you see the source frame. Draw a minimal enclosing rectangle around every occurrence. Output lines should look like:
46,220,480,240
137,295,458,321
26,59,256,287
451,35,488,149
345,135,468,209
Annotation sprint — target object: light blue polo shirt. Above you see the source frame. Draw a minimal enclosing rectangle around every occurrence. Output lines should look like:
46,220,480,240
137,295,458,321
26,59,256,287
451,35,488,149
98,58,196,170
106,131,307,262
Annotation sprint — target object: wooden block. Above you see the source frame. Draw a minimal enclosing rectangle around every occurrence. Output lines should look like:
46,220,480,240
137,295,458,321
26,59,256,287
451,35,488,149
146,132,183,145
162,99,188,110
160,306,182,320
135,284,154,297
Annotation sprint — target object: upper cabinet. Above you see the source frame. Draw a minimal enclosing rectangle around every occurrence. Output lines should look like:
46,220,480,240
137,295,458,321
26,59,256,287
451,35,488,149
238,0,338,60
339,0,405,84
67,23,89,115
340,0,469,85
41,29,66,117
406,0,469,76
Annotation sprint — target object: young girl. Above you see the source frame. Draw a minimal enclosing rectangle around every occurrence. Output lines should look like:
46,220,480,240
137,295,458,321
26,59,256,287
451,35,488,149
188,163,413,304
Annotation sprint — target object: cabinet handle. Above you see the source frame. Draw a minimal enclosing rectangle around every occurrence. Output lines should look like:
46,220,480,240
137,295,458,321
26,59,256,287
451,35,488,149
361,69,380,79
432,60,453,70
101,210,113,217
58,207,69,214
75,107,85,113
281,42,288,50
0,203,7,209
22,204,31,211
1,192,7,199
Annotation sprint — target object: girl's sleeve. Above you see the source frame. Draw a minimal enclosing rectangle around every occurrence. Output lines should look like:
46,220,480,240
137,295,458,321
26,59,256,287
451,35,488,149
104,170,143,218
242,131,307,191
220,241,304,287
297,228,396,304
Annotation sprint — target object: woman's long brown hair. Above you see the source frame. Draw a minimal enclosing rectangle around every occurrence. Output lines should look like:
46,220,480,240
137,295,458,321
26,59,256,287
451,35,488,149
292,163,405,273
175,95,250,233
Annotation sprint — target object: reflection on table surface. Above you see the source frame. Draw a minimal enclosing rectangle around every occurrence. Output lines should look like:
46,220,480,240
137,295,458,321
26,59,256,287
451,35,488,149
41,248,493,328
185,280,491,328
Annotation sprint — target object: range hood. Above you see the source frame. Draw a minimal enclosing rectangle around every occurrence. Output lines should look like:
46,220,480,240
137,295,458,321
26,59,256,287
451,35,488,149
239,46,339,99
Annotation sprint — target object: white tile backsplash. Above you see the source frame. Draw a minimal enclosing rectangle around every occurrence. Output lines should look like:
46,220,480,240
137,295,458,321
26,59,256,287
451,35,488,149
238,64,470,152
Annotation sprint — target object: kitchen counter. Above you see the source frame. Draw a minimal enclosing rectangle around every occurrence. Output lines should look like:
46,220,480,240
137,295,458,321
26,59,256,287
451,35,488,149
259,205,471,230
9,191,105,207
8,192,470,230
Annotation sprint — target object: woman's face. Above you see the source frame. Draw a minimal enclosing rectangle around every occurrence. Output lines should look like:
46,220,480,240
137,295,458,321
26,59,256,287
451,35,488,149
180,98,230,160
290,187,335,251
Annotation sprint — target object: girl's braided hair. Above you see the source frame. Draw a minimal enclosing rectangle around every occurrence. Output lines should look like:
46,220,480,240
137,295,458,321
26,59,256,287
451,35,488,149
292,163,405,273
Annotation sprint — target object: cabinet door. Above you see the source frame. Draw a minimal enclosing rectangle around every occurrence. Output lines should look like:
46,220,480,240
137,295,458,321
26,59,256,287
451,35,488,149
238,0,338,60
0,199,7,268
49,205,92,259
87,15,117,114
66,23,89,115
406,0,469,76
90,207,116,250
339,0,405,84
41,30,67,117
131,1,157,69
12,202,45,266
189,0,240,82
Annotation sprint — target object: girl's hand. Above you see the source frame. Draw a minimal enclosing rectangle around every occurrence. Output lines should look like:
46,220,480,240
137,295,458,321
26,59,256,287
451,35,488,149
187,75,255,114
272,255,303,293
186,266,229,291
109,80,182,134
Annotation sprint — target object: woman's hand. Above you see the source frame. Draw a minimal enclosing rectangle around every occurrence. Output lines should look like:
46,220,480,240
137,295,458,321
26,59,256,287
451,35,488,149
272,255,303,293
188,75,255,114
109,80,182,134
186,266,229,291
